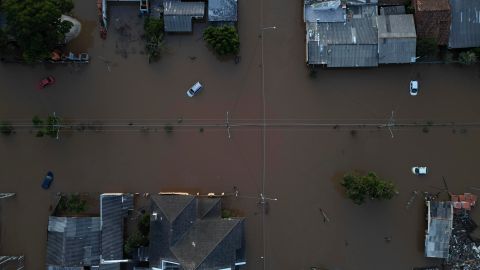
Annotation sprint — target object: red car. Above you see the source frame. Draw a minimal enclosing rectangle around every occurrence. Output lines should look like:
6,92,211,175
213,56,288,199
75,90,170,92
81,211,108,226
38,76,56,89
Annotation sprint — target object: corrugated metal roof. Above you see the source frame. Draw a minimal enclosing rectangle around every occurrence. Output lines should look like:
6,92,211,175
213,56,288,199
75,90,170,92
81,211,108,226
425,201,453,259
377,14,416,63
304,2,346,23
378,38,416,63
46,217,101,267
163,0,205,32
327,44,378,67
100,194,133,262
448,0,480,48
208,0,238,22
306,17,378,66
163,1,204,16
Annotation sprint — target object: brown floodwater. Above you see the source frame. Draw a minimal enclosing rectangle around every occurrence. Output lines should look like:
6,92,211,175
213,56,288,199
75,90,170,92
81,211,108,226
1,0,480,269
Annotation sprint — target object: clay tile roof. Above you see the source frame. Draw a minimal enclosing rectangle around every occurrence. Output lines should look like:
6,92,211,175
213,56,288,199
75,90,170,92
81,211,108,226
415,0,450,12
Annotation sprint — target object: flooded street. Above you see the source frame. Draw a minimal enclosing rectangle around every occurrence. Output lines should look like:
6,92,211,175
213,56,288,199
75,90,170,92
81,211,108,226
1,0,480,269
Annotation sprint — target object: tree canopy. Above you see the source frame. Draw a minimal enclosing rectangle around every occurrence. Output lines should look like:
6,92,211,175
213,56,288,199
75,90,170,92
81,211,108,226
1,0,74,61
203,25,240,56
341,171,397,205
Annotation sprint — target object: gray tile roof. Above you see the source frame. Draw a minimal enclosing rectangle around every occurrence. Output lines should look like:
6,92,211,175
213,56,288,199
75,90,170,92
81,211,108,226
163,1,205,32
46,217,101,267
304,3,346,23
208,0,238,22
448,0,480,48
425,201,453,259
377,14,416,64
306,17,379,67
100,194,133,262
149,195,246,270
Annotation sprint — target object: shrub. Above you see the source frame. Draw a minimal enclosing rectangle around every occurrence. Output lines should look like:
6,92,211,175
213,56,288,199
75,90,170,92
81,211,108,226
58,194,87,214
203,25,240,56
124,231,148,255
459,51,478,65
144,17,165,62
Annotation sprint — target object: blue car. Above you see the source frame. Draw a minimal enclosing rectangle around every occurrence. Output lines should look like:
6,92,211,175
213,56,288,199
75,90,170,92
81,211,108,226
42,171,54,189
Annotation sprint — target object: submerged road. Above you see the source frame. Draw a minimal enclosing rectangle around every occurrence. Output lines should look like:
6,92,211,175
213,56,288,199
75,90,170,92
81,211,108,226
1,0,480,269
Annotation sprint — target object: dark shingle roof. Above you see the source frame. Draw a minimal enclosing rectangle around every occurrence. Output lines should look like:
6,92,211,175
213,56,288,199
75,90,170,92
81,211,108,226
448,0,480,48
149,195,246,270
171,219,242,270
46,217,101,267
208,0,238,22
152,195,195,223
197,197,221,219
163,1,205,32
100,194,133,262
380,5,406,15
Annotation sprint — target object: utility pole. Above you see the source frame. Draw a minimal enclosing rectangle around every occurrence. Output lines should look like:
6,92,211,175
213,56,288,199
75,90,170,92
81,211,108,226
379,110,395,138
225,111,231,140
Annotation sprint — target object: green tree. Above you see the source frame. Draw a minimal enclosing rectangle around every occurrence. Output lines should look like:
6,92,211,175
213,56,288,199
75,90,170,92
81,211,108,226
0,29,7,55
203,25,240,56
459,51,478,65
416,38,438,57
32,114,61,138
2,0,74,62
144,17,165,62
341,172,396,205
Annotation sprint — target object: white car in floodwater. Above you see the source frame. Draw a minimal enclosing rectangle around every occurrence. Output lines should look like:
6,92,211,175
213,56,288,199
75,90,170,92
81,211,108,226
410,80,419,96
412,166,428,175
187,82,202,97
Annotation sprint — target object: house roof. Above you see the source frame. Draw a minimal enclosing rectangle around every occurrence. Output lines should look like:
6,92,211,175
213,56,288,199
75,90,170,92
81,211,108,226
448,0,480,48
46,217,101,267
208,0,238,22
152,194,195,223
100,194,133,262
377,14,416,38
163,1,205,32
415,0,450,11
171,219,243,269
306,17,378,66
425,201,453,259
197,197,221,219
149,195,246,270
327,44,378,67
304,0,346,23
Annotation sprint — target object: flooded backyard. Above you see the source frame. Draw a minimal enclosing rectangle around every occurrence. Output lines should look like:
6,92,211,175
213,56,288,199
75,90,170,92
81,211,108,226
1,0,480,269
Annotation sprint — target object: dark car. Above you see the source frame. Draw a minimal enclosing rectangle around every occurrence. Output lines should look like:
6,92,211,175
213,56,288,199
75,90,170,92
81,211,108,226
38,76,56,90
42,171,54,189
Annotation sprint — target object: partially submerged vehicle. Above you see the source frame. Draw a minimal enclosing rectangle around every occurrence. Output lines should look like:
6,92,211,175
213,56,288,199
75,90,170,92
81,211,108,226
412,166,428,175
